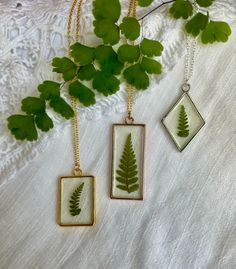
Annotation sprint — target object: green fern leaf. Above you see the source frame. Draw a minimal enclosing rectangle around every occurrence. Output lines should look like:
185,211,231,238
177,105,189,137
69,182,84,216
116,133,139,193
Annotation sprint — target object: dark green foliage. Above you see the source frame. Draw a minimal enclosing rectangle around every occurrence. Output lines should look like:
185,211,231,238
93,0,121,22
119,40,163,89
12,0,232,142
95,45,124,75
13,97,52,137
117,44,140,63
169,0,193,19
93,0,121,45
177,105,189,137
8,0,166,141
7,115,38,141
120,17,140,41
196,0,214,7
70,43,95,66
35,113,54,132
140,38,164,57
78,64,97,81
92,0,163,90
94,20,120,45
138,0,153,6
52,57,77,81
93,5,164,91
119,38,164,89
169,0,231,43
69,182,84,216
69,80,96,106
116,133,139,193
123,64,149,90
94,45,116,64
38,81,60,100
185,13,209,37
141,57,162,74
201,21,231,44
49,97,74,119
21,97,45,115
93,71,120,96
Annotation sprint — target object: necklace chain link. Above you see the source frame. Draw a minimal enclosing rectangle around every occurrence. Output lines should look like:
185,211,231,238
183,37,197,92
126,0,137,123
67,0,84,176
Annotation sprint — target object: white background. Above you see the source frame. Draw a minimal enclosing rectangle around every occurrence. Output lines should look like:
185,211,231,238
0,1,236,269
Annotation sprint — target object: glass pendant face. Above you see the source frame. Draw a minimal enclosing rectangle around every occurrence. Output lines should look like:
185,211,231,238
111,124,145,200
58,176,95,226
162,92,205,151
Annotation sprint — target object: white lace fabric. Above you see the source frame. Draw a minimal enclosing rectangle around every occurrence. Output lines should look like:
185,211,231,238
0,0,235,185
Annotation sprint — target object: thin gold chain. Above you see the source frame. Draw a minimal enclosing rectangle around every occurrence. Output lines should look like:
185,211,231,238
127,0,134,17
67,0,84,176
126,0,137,122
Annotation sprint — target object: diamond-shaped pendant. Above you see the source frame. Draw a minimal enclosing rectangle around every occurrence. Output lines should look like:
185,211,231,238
162,91,205,151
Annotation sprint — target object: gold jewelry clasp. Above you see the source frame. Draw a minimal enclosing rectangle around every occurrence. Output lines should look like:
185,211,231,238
74,164,83,176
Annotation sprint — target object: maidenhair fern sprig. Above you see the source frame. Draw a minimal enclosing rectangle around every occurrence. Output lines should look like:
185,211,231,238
139,0,231,43
7,0,231,141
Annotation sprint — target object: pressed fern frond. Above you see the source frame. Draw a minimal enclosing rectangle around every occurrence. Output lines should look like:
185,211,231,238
116,133,139,193
69,182,84,216
177,105,189,137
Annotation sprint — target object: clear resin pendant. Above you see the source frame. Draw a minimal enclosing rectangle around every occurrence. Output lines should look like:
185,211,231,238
162,85,205,151
58,176,95,226
111,123,146,200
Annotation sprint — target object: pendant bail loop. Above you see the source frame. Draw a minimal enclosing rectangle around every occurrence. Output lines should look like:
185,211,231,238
125,113,134,124
181,82,191,93
74,164,83,176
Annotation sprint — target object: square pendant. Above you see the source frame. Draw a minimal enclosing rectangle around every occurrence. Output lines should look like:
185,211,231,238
111,124,146,200
162,92,205,151
58,176,96,227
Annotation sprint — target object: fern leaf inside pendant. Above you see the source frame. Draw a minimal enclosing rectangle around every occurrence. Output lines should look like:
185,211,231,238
59,176,95,226
69,182,84,216
111,124,145,200
177,105,189,137
162,93,205,151
116,133,139,193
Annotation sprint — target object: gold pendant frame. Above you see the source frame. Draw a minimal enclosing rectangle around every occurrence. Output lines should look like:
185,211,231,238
111,123,146,200
58,175,96,227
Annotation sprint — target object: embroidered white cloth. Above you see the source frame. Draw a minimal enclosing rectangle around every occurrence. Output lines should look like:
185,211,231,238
0,1,236,269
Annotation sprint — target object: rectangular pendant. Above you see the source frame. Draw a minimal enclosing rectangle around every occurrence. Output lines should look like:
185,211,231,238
162,92,205,151
111,123,146,200
58,175,96,227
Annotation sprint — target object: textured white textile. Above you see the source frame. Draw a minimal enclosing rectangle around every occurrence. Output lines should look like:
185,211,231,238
0,1,236,269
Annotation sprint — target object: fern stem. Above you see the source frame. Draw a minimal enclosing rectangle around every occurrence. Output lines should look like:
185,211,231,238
138,0,176,21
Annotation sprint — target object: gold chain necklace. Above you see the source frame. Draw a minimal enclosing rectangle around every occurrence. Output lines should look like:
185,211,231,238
126,0,136,123
58,0,96,227
67,0,83,176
